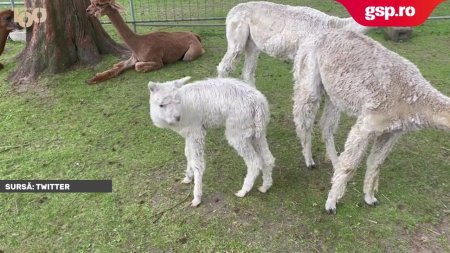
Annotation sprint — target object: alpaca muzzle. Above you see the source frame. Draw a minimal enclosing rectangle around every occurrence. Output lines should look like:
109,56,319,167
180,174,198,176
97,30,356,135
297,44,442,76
86,5,101,17
7,22,21,31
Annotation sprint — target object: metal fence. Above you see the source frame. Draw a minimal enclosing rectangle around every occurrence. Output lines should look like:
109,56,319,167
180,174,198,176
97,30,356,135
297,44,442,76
113,0,248,30
111,0,305,30
0,0,21,8
1,0,449,32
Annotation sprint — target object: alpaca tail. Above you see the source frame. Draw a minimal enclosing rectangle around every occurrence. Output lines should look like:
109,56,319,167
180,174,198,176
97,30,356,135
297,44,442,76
293,38,316,84
342,17,372,34
329,17,371,34
292,35,323,100
254,99,270,139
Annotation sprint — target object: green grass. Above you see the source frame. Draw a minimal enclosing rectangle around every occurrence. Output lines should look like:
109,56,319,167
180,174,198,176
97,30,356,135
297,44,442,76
0,1,450,252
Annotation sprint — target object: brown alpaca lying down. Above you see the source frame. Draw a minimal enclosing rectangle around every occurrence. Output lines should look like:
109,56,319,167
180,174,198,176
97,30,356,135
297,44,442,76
0,10,20,70
86,0,205,84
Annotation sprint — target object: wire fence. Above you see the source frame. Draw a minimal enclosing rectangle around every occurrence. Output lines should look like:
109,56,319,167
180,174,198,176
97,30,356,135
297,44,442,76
115,0,244,30
0,0,21,8
111,0,305,29
1,0,449,32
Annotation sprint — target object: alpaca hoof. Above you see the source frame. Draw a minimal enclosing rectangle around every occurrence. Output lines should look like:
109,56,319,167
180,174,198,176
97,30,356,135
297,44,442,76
307,164,317,170
326,207,337,215
87,75,103,85
86,78,99,85
191,198,201,207
325,199,337,214
181,177,192,184
305,157,316,169
364,196,379,206
367,201,378,207
235,190,247,198
258,185,269,193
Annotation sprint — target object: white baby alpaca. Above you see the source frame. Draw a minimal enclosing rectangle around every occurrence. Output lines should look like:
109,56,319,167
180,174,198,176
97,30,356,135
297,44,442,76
148,77,275,207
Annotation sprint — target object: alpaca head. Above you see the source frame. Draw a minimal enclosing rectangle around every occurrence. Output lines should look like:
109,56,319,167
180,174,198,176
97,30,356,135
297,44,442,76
431,104,450,131
148,77,192,128
0,10,20,31
86,0,125,17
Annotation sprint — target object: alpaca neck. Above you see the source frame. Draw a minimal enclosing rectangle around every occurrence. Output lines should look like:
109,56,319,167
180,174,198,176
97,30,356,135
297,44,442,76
106,9,139,50
0,27,10,55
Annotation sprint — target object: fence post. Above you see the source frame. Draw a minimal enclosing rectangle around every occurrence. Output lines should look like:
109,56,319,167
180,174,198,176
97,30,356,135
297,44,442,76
11,0,15,9
128,0,137,32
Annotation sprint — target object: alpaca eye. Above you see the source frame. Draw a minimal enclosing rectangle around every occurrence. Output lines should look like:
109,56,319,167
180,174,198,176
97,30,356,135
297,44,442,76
159,104,165,108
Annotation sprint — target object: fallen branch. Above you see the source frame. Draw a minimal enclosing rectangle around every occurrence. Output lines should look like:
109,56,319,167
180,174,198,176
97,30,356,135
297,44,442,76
0,143,30,153
381,193,392,203
441,147,450,152
151,193,191,224
367,219,378,224
0,138,61,154
425,227,441,236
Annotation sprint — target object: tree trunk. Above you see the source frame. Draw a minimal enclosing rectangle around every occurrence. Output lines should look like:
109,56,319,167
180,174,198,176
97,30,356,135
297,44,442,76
9,0,130,84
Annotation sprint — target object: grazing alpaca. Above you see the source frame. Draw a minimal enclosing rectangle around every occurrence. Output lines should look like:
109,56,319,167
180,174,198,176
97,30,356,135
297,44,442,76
86,0,205,84
217,1,370,85
293,30,450,214
0,10,20,70
148,77,275,207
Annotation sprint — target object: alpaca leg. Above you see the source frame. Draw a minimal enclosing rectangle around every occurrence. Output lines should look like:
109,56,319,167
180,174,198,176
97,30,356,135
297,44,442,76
226,128,262,197
293,93,321,169
293,57,322,168
88,57,136,84
217,20,249,78
364,132,401,206
325,118,373,214
182,140,194,184
241,39,260,86
319,97,341,169
251,135,275,193
134,61,163,73
183,42,205,62
185,131,206,207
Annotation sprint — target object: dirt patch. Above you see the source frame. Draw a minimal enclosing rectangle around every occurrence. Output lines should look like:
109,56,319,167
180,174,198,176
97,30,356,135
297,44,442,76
10,78,50,98
410,216,450,253
199,192,229,217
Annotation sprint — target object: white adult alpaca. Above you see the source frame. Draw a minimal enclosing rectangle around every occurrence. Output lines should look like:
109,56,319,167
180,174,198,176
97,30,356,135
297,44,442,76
293,30,450,214
217,1,370,85
148,77,275,207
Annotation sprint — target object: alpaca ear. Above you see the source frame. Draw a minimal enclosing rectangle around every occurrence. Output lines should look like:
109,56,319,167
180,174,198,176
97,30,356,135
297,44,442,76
148,82,159,93
111,2,126,13
174,76,191,88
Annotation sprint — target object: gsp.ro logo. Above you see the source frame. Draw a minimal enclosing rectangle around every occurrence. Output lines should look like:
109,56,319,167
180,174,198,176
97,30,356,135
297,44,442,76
14,8,47,28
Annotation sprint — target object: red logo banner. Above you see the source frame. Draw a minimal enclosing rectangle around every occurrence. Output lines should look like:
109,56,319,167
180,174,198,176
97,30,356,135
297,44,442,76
336,0,446,27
